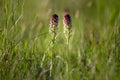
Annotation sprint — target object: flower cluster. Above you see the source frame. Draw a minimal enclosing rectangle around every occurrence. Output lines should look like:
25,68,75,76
49,14,58,45
63,13,72,44
49,13,72,44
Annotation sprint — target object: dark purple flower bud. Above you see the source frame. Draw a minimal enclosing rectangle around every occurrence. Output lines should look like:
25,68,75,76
63,13,72,44
50,14,58,27
63,13,72,27
49,14,59,45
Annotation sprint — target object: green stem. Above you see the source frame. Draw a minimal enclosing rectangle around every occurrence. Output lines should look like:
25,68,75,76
50,32,56,77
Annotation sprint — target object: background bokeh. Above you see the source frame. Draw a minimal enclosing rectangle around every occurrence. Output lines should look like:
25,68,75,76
0,0,120,80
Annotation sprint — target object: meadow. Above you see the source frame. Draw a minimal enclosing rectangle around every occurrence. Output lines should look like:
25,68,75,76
0,0,120,80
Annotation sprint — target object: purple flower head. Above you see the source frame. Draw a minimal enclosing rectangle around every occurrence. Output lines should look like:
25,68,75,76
63,13,72,27
50,14,58,27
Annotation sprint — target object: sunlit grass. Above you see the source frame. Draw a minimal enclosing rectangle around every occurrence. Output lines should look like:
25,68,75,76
0,0,120,80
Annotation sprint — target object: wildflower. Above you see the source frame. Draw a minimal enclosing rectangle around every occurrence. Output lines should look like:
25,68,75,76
63,13,72,44
49,14,58,45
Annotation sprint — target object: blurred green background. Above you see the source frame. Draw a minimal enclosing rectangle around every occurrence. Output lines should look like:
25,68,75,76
0,0,120,80
0,0,120,26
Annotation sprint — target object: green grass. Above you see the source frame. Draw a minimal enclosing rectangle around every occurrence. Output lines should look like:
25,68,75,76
0,0,120,80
